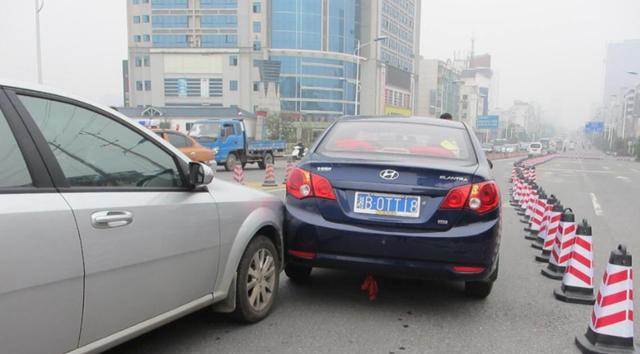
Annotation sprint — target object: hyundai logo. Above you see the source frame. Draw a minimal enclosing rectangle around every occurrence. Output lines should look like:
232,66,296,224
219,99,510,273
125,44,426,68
379,169,399,181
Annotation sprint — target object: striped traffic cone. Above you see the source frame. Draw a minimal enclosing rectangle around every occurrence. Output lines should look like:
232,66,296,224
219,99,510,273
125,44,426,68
283,158,294,185
532,194,557,250
262,163,278,187
542,208,577,279
554,219,595,304
521,183,538,223
233,164,244,185
517,182,531,215
535,201,563,262
575,245,636,354
525,190,546,240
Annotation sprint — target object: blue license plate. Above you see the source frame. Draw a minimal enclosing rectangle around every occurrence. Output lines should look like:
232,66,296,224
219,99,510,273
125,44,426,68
353,192,421,218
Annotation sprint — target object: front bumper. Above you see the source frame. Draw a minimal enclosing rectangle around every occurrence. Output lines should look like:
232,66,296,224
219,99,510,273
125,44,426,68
284,205,501,281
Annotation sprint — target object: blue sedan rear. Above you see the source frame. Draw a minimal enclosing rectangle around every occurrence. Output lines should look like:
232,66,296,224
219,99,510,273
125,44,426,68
284,117,501,298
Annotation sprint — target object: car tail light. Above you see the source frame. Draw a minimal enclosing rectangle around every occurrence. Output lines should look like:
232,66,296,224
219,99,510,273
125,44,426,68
452,266,485,274
286,167,336,200
439,181,500,214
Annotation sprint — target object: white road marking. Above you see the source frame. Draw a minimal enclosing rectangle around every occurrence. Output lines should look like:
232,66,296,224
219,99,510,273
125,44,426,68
590,193,604,216
616,176,632,183
602,166,611,170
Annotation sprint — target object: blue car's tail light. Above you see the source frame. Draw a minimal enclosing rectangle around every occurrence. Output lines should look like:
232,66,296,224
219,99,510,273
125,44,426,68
287,167,336,200
440,181,500,214
452,266,485,274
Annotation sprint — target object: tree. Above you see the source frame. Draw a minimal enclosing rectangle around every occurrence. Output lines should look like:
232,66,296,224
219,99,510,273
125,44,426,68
265,113,296,142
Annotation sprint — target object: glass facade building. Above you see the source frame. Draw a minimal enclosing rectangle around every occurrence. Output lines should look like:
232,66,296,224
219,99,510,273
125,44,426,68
271,0,360,119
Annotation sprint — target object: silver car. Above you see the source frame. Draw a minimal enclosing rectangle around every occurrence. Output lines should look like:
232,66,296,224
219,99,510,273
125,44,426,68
0,81,283,354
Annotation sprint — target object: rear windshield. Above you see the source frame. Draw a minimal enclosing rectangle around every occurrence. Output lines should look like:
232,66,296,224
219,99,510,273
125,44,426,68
317,121,475,162
530,143,541,148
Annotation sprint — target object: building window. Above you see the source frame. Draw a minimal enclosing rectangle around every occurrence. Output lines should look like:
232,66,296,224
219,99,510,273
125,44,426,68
136,81,143,91
152,35,188,47
151,0,188,9
133,16,141,24
253,41,261,50
144,80,152,91
135,56,142,67
253,21,261,33
143,34,151,42
142,15,150,23
208,78,223,97
200,15,237,28
229,55,238,66
253,81,259,91
201,34,237,48
200,0,237,8
252,2,261,13
152,15,188,28
142,0,149,3
143,55,150,66
133,0,140,4
229,80,238,91
134,35,141,42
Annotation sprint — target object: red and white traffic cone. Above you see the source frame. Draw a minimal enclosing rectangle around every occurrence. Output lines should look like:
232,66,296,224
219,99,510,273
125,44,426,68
532,194,557,249
535,201,564,262
542,208,577,279
521,183,538,224
262,163,278,187
510,175,523,206
233,164,244,185
575,245,636,354
525,190,546,240
283,158,294,185
517,182,530,215
554,219,595,304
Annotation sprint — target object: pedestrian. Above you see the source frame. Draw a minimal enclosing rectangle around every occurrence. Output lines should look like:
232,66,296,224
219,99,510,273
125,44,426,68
440,113,453,120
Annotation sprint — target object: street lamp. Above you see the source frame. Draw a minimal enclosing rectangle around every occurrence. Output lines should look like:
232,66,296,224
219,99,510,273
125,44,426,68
35,0,44,84
353,36,388,115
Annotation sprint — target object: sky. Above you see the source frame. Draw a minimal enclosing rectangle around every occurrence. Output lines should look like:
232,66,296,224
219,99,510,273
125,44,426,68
1,0,640,130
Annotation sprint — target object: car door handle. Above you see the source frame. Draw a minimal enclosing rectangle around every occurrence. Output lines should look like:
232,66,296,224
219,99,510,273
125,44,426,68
91,211,133,229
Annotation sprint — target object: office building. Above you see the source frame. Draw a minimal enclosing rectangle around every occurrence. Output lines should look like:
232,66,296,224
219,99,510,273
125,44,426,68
416,58,461,118
359,0,421,116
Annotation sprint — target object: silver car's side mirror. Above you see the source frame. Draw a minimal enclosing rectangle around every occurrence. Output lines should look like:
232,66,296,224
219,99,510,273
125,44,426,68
189,162,214,187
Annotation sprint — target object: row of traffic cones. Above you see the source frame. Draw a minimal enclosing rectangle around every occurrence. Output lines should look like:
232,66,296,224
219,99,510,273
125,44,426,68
510,159,636,354
231,157,297,187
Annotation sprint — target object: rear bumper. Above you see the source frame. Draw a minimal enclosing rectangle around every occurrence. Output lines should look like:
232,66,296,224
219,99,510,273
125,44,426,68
284,204,501,281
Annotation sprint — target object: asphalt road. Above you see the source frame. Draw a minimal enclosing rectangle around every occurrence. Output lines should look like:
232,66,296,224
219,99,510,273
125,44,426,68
107,153,640,354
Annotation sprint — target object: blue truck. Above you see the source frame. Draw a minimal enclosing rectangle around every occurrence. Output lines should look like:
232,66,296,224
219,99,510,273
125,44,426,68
188,119,287,171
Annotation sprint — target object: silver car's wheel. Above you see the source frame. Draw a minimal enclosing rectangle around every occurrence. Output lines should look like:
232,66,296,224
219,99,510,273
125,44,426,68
246,248,276,311
233,236,279,322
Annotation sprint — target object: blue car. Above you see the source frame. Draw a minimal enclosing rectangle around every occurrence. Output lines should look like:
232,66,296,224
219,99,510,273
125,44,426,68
284,117,501,298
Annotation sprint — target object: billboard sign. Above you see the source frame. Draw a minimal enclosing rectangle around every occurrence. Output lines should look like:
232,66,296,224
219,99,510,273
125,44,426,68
476,115,499,130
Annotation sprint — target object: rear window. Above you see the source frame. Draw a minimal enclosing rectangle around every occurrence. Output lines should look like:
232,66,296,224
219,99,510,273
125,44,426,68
530,143,541,148
317,121,474,162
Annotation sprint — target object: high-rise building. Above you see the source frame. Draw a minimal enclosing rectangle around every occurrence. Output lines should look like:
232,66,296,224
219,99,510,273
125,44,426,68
416,58,461,118
126,0,274,110
125,0,420,125
603,40,640,99
359,0,421,116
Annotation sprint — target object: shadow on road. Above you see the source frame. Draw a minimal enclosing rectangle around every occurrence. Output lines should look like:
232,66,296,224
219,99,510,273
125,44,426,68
107,269,476,353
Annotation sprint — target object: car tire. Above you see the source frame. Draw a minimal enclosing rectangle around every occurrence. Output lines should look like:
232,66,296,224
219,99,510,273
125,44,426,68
465,280,493,299
465,258,498,299
225,153,237,171
284,264,312,283
258,152,274,170
232,236,279,323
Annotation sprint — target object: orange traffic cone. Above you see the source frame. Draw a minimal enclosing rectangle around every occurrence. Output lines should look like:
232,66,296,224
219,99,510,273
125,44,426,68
575,245,636,354
262,163,278,187
233,164,244,185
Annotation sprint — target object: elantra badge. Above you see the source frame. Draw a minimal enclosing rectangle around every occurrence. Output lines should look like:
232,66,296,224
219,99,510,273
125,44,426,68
379,169,399,181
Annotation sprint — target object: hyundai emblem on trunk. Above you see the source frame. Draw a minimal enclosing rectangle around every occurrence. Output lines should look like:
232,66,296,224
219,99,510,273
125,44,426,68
379,169,399,180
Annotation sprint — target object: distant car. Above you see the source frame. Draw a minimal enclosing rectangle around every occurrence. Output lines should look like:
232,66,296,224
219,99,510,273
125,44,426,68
528,142,543,157
519,142,530,151
0,81,283,354
568,142,576,150
153,129,216,165
482,144,494,153
493,145,504,153
284,116,501,298
504,144,516,153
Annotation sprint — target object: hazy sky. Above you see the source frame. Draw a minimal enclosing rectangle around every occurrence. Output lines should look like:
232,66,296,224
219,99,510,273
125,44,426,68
2,0,640,129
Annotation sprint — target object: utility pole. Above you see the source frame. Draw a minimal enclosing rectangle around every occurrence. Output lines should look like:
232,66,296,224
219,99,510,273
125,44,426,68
35,0,44,84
